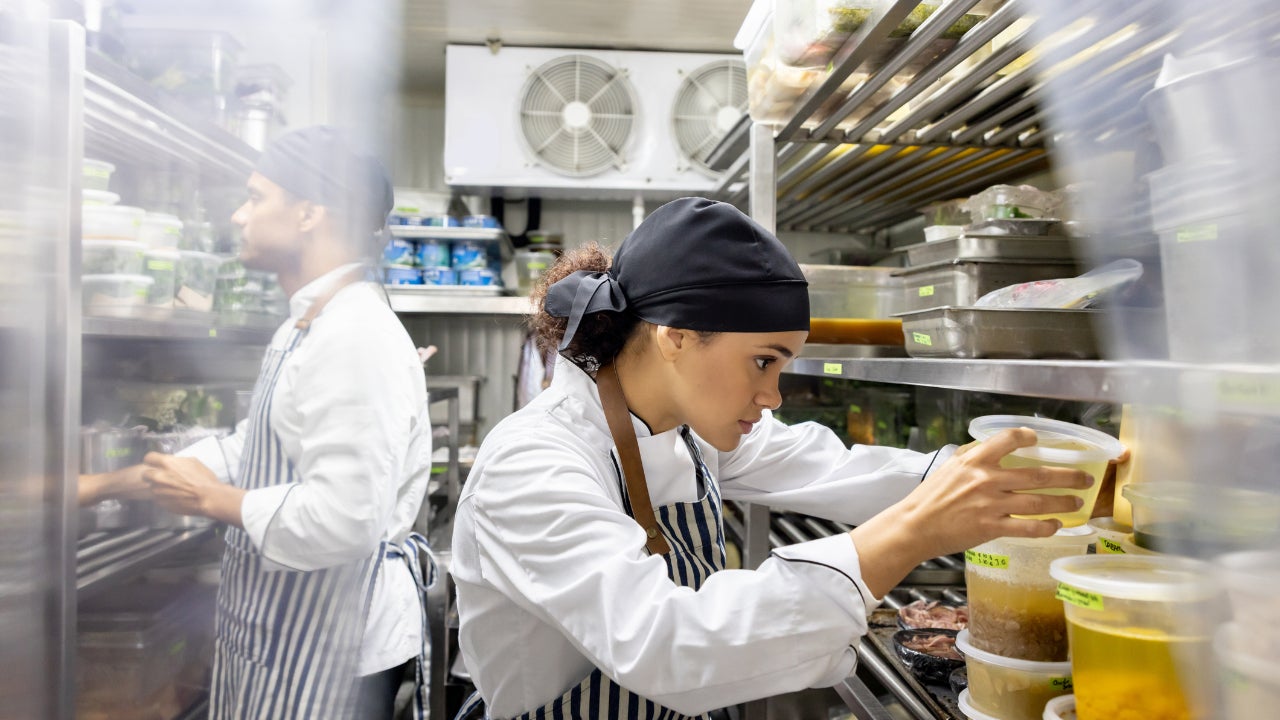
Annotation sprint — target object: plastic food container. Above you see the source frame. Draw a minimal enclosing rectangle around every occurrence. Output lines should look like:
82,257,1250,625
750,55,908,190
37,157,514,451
969,415,1123,528
801,264,903,319
451,240,489,269
422,267,457,286
957,689,998,720
82,189,120,206
965,185,1051,222
175,251,224,312
417,238,451,268
139,213,183,249
1122,482,1280,558
514,248,556,295
383,237,416,266
891,628,963,685
1049,555,1221,720
1214,621,1280,718
1218,550,1280,659
526,229,563,247
142,249,179,309
82,239,145,275
459,268,499,286
82,274,154,314
1086,517,1132,555
1042,694,1077,720
956,629,1073,720
385,266,423,285
965,526,1095,662
83,204,145,241
462,214,500,228
83,158,115,191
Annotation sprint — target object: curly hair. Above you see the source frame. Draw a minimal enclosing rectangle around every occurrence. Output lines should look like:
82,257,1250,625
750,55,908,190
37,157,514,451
527,242,642,373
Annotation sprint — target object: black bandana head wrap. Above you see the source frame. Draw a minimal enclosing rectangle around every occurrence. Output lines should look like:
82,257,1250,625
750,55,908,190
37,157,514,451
253,125,393,233
545,197,810,351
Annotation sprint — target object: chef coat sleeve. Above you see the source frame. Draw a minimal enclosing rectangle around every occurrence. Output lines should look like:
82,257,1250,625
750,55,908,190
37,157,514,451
177,419,248,482
463,436,878,715
238,332,417,571
716,409,955,525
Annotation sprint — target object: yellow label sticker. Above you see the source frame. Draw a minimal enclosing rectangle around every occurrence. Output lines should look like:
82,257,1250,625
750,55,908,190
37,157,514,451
1176,224,1218,243
208,328,218,338
105,447,132,459
146,260,175,272
1056,582,1104,610
965,549,1009,569
912,332,933,347
1216,373,1280,409
529,262,548,270
823,362,843,375
918,285,935,297
1097,537,1125,554
1050,677,1074,692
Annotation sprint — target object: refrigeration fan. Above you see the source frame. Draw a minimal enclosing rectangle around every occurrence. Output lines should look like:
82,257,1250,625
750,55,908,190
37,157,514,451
518,54,639,177
670,59,747,175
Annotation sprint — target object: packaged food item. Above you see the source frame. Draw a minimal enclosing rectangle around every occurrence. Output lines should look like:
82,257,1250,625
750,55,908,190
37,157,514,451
139,213,183,249
82,189,120,206
451,241,489,270
82,274,154,314
82,239,146,275
1123,482,1280,558
175,251,224,312
1218,550,1280,659
83,204,145,241
956,629,1073,720
385,266,423,285
462,214,500,228
458,268,499,286
965,526,1094,661
383,237,416,266
1085,517,1131,555
422,267,458,286
83,158,115,191
416,238,451,268
1213,621,1280,718
774,0,987,69
965,185,1052,222
514,248,556,295
142,248,179,309
1049,555,1221,720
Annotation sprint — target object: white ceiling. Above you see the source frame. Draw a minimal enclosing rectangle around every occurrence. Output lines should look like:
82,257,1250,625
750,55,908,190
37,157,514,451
400,0,753,93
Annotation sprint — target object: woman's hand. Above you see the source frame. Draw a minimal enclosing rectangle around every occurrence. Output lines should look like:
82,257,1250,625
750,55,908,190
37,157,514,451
850,427,1092,599
142,452,245,527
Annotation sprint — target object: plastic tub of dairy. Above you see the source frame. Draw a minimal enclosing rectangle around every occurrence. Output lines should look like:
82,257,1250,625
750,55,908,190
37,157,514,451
1042,694,1076,720
385,266,423,285
83,158,115,191
82,274,154,314
175,251,224,312
1218,550,1280,659
82,239,145,275
422,267,457,286
462,214,499,228
969,415,1123,528
1049,555,1221,720
139,213,183,249
451,240,489,269
458,268,499,286
142,249,179,308
1087,517,1132,555
956,629,1073,720
965,526,1094,662
82,189,120,206
1214,621,1280,717
83,204,144,241
383,237,416,266
1122,482,1280,558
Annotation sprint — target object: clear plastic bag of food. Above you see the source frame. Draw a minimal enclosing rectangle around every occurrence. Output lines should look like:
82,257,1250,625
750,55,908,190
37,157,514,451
974,259,1144,309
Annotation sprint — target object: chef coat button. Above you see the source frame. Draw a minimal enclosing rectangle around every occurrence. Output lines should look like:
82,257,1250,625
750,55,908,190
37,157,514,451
646,527,658,538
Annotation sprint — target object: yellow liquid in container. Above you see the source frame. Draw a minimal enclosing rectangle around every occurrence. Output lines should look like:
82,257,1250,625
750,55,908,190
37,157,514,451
1068,620,1210,720
807,317,905,345
1001,449,1108,528
967,566,1069,661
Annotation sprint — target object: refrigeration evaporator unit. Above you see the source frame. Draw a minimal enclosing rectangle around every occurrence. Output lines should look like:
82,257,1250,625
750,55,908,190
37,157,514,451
444,44,746,200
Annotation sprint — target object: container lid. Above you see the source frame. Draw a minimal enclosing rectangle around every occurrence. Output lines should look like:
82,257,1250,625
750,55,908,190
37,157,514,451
1121,482,1280,517
82,190,120,206
1048,554,1218,602
1042,694,1076,720
82,239,144,251
975,523,1096,552
1087,516,1133,535
82,274,155,286
955,629,1072,674
957,689,1000,720
969,415,1123,464
142,212,183,228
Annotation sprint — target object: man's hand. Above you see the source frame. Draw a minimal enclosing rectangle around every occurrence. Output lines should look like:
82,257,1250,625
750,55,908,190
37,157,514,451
142,453,245,527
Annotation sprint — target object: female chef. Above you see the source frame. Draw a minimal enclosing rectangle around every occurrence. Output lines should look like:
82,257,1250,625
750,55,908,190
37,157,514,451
451,197,1091,719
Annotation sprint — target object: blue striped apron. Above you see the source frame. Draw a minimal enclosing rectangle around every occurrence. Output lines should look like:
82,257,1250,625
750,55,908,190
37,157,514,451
210,271,435,719
455,425,727,720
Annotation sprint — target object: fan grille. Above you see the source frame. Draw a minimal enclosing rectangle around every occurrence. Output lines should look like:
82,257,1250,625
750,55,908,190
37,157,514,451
518,54,638,177
672,59,747,176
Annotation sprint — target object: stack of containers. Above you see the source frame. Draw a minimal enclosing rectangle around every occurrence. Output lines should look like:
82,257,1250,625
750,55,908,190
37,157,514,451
1215,551,1280,717
138,213,182,313
382,230,504,289
513,230,563,295
958,415,1124,720
81,159,153,317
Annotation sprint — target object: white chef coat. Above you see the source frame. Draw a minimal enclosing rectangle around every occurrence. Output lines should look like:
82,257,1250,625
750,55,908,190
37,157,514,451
182,263,432,675
452,357,950,718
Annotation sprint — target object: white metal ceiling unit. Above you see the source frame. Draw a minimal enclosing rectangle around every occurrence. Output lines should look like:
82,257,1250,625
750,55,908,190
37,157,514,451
444,44,746,200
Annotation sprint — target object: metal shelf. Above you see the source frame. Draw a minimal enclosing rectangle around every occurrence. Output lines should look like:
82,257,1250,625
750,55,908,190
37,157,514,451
82,315,276,344
388,225,515,261
787,356,1280,415
83,50,256,181
387,287,532,315
76,526,217,598
727,0,1182,232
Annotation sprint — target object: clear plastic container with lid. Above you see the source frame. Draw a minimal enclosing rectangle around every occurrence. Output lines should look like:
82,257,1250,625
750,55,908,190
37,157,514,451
956,628,1073,720
82,189,120,206
1218,550,1280,660
1122,482,1280,558
83,158,115,191
1041,694,1076,720
139,212,184,249
514,248,556,295
1086,516,1132,555
175,251,225,312
1214,621,1280,718
1049,555,1221,720
82,274,154,315
83,204,145,241
82,239,145,275
965,526,1095,662
142,248,179,309
969,415,1124,528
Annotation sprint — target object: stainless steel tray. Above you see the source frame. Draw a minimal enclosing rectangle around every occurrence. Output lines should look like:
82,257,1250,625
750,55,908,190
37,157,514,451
902,235,1077,267
893,259,1078,314
896,307,1101,359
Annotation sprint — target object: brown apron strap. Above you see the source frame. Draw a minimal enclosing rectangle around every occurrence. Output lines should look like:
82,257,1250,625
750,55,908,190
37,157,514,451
596,364,671,556
294,267,368,331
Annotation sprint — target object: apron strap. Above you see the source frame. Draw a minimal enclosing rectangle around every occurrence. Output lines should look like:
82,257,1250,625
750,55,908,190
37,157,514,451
596,364,671,556
294,266,369,332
